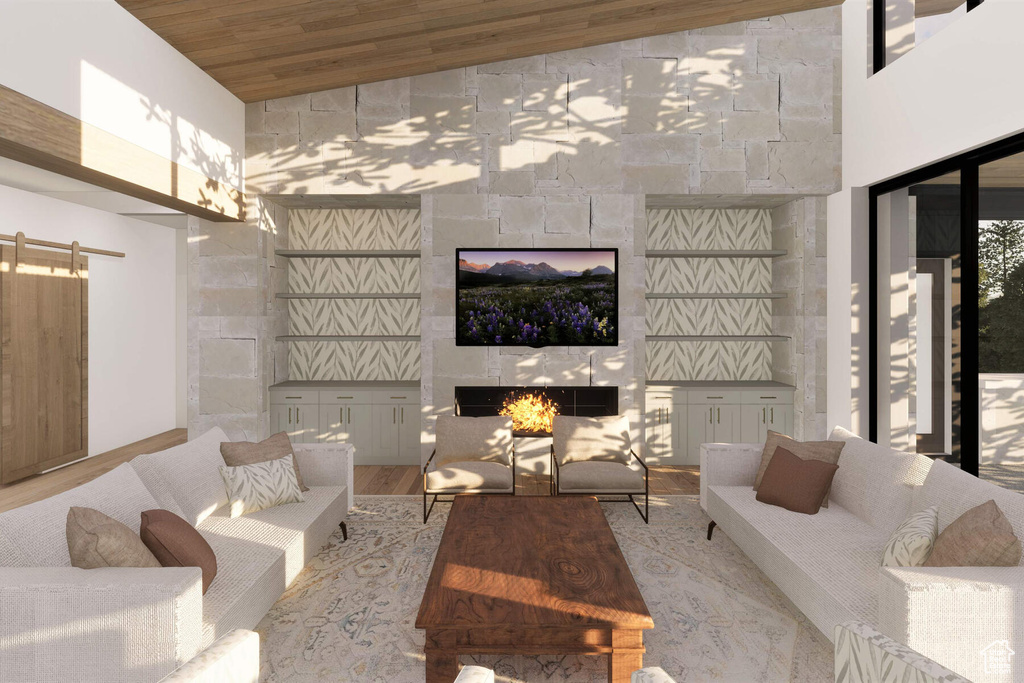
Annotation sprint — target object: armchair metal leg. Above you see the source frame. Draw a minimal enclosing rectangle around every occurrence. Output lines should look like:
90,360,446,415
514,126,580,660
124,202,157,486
339,522,348,542
707,520,716,540
423,493,437,524
628,494,649,523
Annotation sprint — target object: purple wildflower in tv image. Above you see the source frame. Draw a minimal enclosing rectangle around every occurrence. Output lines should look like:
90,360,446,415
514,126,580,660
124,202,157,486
456,249,617,346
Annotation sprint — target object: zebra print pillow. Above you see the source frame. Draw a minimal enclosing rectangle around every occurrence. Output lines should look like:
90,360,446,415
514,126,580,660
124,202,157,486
219,455,304,518
881,506,938,567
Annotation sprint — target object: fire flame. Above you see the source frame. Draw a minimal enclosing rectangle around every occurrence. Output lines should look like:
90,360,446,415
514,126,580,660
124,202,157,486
499,392,560,434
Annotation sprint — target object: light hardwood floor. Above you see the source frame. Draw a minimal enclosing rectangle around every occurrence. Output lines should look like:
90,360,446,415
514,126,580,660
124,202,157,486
356,465,700,496
0,428,187,513
0,431,700,512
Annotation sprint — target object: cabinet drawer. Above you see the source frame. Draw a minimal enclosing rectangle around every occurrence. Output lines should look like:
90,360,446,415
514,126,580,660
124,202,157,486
269,388,319,405
374,390,418,404
319,390,374,405
645,388,686,404
687,390,742,404
740,390,793,405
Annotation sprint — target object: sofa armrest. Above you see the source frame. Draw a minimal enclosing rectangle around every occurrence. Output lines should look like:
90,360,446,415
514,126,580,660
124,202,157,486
834,620,970,683
0,566,203,683
878,566,1024,682
293,442,354,511
159,629,259,683
632,668,677,683
454,665,495,683
699,443,762,512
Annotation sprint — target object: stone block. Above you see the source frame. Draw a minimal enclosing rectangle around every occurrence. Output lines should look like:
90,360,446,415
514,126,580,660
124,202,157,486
781,118,834,142
624,58,678,95
620,134,699,165
557,141,622,190
781,67,834,109
434,338,487,377
477,74,523,111
686,36,758,77
768,141,838,191
198,222,258,258
488,171,536,195
523,73,568,113
590,195,632,241
265,94,310,112
544,357,591,384
198,287,259,317
499,354,546,384
512,110,569,141
411,69,466,96
533,233,582,249
496,137,535,172
623,164,690,194
734,79,780,111
758,35,834,72
220,316,258,340
201,338,256,378
265,111,299,134
547,44,621,71
723,111,780,141
746,141,769,179
198,256,256,288
643,33,688,59
475,110,511,136
622,94,690,134
198,377,259,415
477,56,546,74
299,110,357,141
311,87,356,112
545,197,590,234
700,171,747,194
700,146,745,172
245,103,265,134
499,196,545,234
357,78,410,105
433,217,498,255
410,96,477,133
498,233,534,248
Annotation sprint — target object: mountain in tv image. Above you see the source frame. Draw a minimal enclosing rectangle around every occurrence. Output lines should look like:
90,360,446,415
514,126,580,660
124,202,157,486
457,251,616,346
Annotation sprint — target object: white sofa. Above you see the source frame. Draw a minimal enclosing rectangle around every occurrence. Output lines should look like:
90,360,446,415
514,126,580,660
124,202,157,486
701,425,1024,683
0,427,353,683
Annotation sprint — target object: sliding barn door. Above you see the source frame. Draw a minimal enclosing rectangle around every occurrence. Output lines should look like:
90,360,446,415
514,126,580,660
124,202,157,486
0,245,88,484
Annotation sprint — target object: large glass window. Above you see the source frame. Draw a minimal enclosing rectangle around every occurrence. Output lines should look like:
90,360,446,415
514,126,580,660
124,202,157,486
874,0,984,73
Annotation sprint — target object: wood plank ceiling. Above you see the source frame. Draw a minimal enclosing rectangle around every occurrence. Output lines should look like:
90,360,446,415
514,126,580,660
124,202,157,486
116,0,842,103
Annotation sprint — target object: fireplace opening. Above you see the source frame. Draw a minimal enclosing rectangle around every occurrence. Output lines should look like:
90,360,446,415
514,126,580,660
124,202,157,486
454,385,617,437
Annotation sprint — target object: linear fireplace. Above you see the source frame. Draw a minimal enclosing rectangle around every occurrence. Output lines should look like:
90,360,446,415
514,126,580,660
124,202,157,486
454,385,618,437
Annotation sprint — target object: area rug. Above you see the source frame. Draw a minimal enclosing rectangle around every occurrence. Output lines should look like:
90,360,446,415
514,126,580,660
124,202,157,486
255,496,833,682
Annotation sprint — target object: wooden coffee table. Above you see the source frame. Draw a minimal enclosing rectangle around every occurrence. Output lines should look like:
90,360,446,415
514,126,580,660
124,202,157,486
415,495,653,682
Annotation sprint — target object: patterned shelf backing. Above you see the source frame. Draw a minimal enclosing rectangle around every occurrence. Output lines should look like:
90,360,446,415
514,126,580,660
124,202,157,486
646,209,775,382
286,208,421,381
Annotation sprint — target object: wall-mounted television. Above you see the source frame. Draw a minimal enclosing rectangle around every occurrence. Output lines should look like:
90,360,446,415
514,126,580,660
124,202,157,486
456,248,618,347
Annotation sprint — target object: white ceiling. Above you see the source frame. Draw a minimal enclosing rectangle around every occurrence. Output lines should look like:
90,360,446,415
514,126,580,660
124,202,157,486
0,157,187,228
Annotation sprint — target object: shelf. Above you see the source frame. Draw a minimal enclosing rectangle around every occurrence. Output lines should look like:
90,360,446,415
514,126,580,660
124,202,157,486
646,335,790,342
277,335,421,342
644,250,787,258
276,250,420,258
276,293,421,300
645,293,787,300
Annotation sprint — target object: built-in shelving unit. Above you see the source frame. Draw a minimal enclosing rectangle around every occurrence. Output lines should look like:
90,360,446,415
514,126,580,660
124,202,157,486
644,249,787,258
276,249,421,258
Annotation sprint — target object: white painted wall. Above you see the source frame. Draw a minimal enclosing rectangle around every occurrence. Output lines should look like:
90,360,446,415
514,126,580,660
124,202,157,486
0,0,244,192
0,184,179,455
842,0,1024,189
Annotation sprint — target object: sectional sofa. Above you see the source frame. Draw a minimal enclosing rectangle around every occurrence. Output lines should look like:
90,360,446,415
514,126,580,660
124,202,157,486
0,427,353,683
701,426,1024,683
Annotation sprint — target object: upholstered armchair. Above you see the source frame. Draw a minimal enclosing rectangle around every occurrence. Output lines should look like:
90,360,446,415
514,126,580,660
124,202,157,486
550,415,649,522
423,415,515,523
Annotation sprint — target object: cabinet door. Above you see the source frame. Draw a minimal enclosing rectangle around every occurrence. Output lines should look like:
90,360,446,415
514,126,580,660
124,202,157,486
373,404,401,463
271,405,292,437
768,404,795,437
740,405,765,443
343,404,374,464
711,404,740,444
644,395,674,462
319,405,343,444
294,404,319,443
686,405,714,466
397,403,420,465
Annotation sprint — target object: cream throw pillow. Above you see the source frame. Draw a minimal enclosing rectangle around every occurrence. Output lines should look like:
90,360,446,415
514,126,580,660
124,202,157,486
66,506,161,569
435,416,513,468
881,506,938,567
220,455,304,518
552,415,631,467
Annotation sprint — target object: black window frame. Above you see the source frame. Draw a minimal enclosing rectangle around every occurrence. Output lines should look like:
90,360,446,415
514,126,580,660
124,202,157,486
868,130,1024,476
873,0,985,74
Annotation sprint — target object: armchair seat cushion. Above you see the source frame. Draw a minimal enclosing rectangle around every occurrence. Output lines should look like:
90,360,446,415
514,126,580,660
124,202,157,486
558,461,644,494
426,461,513,494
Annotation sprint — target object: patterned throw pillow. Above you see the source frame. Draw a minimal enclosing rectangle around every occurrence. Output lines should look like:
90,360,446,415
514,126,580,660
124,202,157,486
219,455,304,518
881,506,938,567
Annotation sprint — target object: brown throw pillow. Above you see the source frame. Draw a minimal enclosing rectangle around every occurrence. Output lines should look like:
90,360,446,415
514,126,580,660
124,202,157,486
66,507,161,569
754,431,844,509
221,432,308,492
924,500,1022,567
755,446,839,515
140,509,218,594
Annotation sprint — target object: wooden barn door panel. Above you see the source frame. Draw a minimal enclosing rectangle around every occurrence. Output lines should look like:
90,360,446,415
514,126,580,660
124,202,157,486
1,245,88,484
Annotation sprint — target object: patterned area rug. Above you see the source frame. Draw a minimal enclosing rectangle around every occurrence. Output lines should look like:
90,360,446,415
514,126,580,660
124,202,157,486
256,496,833,682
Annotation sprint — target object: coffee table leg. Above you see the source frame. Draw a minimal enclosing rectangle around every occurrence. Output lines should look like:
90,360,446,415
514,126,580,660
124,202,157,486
425,649,459,683
608,629,644,683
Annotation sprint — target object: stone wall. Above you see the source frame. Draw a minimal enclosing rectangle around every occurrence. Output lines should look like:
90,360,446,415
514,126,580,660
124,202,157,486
207,7,843,453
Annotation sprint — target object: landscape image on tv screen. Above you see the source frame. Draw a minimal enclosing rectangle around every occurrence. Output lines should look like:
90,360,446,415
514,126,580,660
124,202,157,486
456,248,618,346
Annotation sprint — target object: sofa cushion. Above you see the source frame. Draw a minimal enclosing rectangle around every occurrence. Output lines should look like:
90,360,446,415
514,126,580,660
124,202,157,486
708,485,887,633
219,455,304,518
755,446,838,515
426,461,513,493
881,506,938,567
220,432,308,492
913,458,1024,561
553,415,632,467
924,500,1022,567
141,509,218,594
435,415,514,468
197,486,345,644
66,506,161,569
827,426,931,535
754,431,844,508
0,463,160,567
131,427,231,527
558,461,644,493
